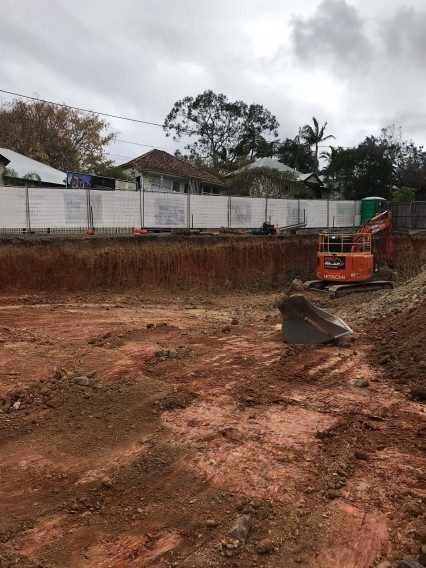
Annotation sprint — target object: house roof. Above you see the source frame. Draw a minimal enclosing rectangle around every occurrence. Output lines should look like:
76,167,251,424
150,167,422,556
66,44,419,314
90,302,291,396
0,148,66,185
120,149,225,187
230,157,323,185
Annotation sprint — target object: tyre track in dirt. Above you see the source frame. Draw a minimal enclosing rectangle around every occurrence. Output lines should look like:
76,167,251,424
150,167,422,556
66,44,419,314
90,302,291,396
0,290,424,567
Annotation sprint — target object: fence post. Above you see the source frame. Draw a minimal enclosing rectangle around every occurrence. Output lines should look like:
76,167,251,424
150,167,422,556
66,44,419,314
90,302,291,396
326,199,330,229
85,188,92,229
265,197,268,223
24,185,31,233
187,189,191,229
138,174,144,228
297,198,300,224
228,195,231,227
353,200,357,227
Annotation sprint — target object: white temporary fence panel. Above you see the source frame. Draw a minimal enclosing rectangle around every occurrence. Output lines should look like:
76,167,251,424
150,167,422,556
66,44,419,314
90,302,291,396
28,187,86,228
355,200,361,225
0,187,363,231
190,194,229,228
304,200,328,228
230,196,266,228
144,191,188,228
90,189,140,228
0,187,27,228
266,199,285,226
328,200,357,228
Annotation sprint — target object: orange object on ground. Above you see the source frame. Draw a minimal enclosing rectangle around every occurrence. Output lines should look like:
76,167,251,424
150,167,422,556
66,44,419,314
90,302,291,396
132,228,148,236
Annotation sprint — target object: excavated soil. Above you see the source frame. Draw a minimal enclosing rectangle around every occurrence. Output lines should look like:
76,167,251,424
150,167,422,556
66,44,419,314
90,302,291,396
0,280,424,568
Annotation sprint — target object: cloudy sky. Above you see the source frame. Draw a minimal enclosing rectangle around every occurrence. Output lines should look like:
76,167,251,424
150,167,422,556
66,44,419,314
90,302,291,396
1,0,425,163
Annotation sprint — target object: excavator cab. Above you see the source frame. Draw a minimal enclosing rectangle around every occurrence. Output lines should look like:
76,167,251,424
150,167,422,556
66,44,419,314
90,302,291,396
317,233,374,283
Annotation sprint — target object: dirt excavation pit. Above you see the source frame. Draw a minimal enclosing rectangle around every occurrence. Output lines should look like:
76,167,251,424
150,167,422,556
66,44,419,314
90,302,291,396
0,272,424,567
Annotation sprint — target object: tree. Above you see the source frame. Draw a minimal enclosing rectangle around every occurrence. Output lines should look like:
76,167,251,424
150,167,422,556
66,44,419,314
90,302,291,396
163,90,279,168
322,127,426,200
228,167,309,198
276,136,315,173
379,126,426,200
301,117,335,173
391,186,416,202
0,98,115,172
322,138,394,199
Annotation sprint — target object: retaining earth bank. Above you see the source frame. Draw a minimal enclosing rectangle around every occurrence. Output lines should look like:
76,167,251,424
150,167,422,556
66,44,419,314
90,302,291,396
0,233,424,293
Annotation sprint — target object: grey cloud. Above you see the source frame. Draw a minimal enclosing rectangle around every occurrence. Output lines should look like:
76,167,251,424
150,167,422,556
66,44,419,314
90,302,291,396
381,6,426,70
0,0,425,156
291,0,372,72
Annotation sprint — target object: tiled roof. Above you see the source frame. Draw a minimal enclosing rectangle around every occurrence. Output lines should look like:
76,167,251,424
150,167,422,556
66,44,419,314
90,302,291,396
120,149,225,186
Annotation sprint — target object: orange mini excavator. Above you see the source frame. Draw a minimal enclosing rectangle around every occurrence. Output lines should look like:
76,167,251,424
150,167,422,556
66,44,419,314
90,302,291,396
304,209,394,297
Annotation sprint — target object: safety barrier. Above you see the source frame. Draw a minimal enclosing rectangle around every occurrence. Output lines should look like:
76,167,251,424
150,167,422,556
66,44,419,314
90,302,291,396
0,186,361,234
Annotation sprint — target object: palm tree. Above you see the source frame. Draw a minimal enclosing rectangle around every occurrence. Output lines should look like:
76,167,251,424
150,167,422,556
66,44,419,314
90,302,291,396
301,117,335,173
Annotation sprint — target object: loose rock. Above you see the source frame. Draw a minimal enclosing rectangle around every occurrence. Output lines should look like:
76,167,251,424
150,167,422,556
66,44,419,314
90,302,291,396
74,376,90,387
354,378,369,388
11,401,21,410
255,539,275,554
354,450,369,461
228,514,251,542
325,489,341,500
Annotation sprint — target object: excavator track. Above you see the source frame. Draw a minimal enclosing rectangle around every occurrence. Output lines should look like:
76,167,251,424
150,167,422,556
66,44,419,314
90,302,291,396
304,280,394,298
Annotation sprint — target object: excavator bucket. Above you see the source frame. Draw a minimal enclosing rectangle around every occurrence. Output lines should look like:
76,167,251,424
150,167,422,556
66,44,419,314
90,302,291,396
277,293,353,345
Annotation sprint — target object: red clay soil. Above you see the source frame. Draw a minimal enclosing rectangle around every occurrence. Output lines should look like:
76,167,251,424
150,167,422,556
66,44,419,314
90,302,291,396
370,305,425,391
0,232,424,294
0,289,424,568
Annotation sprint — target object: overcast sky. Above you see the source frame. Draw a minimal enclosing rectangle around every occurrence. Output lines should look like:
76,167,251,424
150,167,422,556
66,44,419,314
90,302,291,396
1,0,425,164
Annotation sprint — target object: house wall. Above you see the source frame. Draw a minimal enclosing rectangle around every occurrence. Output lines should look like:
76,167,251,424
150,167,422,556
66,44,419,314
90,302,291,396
121,168,222,195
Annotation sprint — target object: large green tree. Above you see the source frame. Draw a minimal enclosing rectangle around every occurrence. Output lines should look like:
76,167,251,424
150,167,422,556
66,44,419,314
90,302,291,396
323,127,426,200
163,90,279,168
275,136,316,173
301,117,335,173
0,98,115,172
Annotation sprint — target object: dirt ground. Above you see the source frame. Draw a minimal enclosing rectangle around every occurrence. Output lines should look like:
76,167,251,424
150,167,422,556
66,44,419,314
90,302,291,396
0,283,424,568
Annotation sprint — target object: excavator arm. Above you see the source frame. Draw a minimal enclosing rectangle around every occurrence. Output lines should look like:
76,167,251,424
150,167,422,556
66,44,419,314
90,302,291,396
352,210,394,268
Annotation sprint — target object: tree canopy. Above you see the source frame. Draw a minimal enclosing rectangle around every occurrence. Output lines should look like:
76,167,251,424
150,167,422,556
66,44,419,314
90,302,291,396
275,137,316,173
0,98,115,172
322,127,426,200
163,90,279,168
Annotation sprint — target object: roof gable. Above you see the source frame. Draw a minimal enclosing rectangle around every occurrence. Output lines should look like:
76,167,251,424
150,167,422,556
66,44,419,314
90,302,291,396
120,149,224,186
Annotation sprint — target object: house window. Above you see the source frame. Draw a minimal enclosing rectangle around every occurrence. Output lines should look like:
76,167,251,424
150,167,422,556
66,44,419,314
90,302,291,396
173,180,181,192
